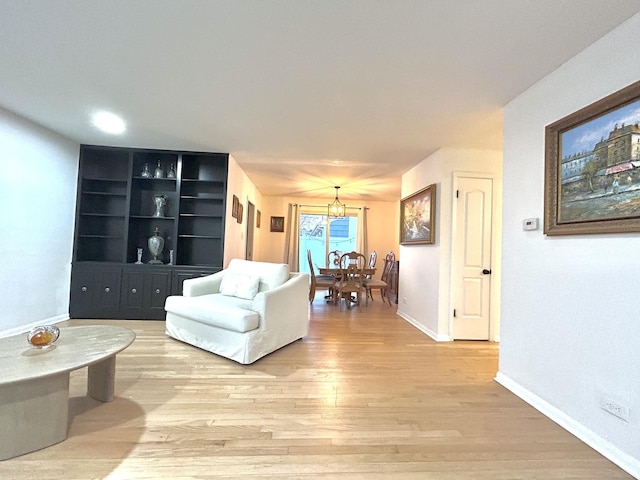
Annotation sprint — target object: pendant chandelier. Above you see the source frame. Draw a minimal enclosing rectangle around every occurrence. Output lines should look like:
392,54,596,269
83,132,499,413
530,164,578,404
328,186,346,217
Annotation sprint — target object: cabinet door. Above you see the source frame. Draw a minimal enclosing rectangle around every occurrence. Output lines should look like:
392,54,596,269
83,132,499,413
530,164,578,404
121,270,145,310
69,264,121,318
95,269,121,310
120,267,170,319
70,268,96,317
146,270,171,311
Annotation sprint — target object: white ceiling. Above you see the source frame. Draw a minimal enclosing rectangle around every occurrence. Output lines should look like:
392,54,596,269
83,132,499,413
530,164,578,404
1,1,640,201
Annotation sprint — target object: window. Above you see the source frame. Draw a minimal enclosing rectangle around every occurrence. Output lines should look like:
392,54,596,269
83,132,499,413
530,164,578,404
299,213,358,274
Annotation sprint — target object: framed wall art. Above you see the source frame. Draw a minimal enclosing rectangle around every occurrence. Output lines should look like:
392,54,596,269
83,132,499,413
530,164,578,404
400,184,436,245
232,195,239,219
270,216,285,233
236,202,243,224
545,79,640,235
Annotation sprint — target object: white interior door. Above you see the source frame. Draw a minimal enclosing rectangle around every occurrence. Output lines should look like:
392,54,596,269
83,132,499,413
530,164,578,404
451,175,494,340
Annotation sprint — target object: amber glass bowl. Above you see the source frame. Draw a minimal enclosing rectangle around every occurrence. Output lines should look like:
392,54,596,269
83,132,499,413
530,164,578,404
27,325,60,349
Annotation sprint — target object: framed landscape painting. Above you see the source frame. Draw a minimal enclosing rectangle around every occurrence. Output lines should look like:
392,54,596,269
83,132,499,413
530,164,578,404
544,79,640,235
400,184,436,245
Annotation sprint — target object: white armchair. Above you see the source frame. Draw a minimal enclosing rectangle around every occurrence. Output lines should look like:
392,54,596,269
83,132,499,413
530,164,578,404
165,259,309,364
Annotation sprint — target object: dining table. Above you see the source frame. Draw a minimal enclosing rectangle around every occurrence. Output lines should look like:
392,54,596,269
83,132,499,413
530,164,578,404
318,266,375,306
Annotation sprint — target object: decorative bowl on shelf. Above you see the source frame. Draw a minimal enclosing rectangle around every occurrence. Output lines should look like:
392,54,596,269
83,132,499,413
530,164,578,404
27,325,60,349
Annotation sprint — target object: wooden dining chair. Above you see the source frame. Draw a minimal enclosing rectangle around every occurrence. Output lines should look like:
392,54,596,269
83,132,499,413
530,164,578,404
307,249,336,303
365,250,377,282
364,251,395,305
368,251,377,270
327,250,342,268
334,251,367,308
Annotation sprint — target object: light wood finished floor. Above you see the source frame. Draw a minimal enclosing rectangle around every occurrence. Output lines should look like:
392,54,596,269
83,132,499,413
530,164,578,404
1,295,632,479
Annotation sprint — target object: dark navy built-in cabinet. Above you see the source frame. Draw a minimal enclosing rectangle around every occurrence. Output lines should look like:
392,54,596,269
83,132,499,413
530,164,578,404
70,145,229,320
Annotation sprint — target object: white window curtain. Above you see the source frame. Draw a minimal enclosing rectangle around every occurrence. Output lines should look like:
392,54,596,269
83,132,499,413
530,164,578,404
283,203,300,271
358,207,369,257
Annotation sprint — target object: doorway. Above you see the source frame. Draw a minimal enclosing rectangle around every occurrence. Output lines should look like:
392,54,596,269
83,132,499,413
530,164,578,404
245,201,255,261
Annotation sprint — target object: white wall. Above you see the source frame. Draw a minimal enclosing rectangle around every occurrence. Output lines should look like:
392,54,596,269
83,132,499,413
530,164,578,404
0,107,79,335
224,155,263,266
498,13,640,477
398,147,502,341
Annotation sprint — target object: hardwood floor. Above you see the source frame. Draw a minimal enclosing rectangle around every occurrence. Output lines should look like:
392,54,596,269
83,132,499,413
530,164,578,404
1,295,632,479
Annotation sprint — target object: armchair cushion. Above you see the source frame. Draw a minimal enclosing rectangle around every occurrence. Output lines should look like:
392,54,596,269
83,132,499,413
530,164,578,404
219,272,260,300
225,258,289,292
165,294,259,333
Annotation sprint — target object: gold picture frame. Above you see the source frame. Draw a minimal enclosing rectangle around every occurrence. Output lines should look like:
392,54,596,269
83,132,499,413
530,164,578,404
400,184,436,245
544,79,640,235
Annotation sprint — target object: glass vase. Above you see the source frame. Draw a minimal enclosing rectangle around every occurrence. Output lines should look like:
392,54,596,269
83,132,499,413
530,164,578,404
148,227,164,264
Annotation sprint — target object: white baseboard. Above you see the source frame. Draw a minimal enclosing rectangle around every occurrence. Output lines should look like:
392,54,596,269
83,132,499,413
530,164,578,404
0,313,69,338
495,371,639,479
396,311,451,342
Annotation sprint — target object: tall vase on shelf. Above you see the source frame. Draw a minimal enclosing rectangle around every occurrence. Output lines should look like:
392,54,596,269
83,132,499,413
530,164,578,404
152,194,167,217
148,227,164,264
141,163,152,178
154,161,164,178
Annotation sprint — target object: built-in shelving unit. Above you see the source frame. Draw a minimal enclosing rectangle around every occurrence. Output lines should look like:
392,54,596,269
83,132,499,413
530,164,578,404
70,145,229,319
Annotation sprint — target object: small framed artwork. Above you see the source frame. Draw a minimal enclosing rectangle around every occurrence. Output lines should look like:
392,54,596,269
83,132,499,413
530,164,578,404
237,203,243,224
256,210,261,228
232,195,239,219
545,79,640,235
400,184,436,245
270,216,285,232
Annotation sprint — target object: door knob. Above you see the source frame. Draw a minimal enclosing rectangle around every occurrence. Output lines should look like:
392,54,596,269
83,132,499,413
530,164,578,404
482,269,492,275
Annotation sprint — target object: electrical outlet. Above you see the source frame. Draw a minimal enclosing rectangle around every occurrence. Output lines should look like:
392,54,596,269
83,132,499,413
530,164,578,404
600,398,630,422
402,297,407,304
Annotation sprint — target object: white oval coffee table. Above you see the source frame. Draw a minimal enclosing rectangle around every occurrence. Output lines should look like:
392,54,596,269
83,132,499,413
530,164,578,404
0,325,135,460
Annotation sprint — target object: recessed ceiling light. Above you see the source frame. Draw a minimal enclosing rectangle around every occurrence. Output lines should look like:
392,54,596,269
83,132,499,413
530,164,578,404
91,111,126,134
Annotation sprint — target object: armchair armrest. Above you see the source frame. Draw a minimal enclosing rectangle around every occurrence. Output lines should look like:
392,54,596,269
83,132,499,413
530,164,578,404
182,271,225,297
252,273,309,329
